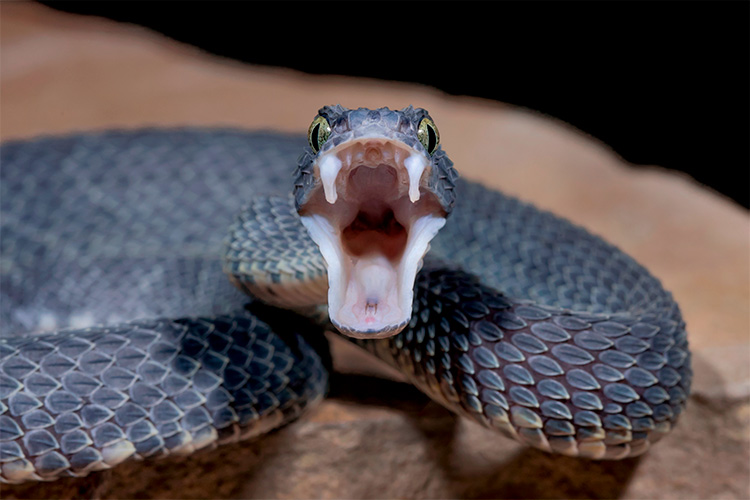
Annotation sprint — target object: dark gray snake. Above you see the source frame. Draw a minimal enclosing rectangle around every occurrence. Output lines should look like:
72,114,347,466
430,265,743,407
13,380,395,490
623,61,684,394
0,106,691,483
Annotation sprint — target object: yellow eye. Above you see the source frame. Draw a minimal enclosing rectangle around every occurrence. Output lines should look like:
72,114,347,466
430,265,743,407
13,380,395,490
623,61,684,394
417,118,440,155
308,116,332,153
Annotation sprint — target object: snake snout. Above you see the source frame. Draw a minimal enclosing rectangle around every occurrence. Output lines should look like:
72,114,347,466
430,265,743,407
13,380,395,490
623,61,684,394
298,139,447,338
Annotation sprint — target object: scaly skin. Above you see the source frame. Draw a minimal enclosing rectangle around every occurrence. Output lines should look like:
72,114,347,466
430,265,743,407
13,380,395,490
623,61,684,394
1,109,691,482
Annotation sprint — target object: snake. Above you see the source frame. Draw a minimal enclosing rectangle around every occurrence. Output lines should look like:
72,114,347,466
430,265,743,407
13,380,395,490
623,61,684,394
0,106,691,484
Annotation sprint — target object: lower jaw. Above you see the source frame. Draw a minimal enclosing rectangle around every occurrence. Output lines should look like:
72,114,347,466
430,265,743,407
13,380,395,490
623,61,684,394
300,212,446,338
331,317,411,339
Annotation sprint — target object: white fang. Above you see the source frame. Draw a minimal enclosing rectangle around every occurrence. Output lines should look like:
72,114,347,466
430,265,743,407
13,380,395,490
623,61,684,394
404,154,426,203
319,154,342,204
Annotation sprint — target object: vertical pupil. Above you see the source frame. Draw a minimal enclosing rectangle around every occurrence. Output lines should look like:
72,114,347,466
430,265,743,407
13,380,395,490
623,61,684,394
311,123,321,150
427,125,436,153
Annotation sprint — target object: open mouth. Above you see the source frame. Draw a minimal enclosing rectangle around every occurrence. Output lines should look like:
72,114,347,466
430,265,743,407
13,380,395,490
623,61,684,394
299,138,446,338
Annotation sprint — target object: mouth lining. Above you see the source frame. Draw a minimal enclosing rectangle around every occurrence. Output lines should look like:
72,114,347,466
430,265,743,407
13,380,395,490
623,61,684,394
299,138,446,337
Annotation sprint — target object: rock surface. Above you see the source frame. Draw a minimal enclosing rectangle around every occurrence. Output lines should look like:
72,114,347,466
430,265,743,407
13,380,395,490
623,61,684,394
1,4,748,499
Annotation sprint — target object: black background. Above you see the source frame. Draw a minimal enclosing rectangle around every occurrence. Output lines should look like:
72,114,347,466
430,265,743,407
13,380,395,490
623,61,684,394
43,2,749,208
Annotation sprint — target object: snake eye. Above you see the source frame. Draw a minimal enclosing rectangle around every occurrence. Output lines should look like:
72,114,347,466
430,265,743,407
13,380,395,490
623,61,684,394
308,116,332,153
417,117,440,155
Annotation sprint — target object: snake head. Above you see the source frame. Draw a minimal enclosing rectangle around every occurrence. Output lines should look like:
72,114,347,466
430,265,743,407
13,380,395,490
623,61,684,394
293,106,458,338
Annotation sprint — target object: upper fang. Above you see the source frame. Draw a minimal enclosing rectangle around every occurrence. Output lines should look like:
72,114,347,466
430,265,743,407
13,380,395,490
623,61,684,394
319,155,342,204
405,154,426,203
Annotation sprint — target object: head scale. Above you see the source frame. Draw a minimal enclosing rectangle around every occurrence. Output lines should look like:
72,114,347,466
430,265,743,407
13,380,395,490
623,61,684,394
294,105,458,216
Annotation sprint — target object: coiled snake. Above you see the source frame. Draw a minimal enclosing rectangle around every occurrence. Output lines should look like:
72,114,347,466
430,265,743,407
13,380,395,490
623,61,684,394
0,106,691,483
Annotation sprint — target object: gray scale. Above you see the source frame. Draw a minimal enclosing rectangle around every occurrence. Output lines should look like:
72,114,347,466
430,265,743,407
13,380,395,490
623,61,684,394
540,400,573,420
68,447,100,470
53,413,82,435
80,405,114,427
2,358,38,379
643,386,669,405
156,422,181,439
624,367,659,387
571,392,603,411
460,394,483,414
493,312,527,330
90,387,127,409
631,417,655,432
551,344,594,366
509,386,539,408
510,406,542,429
545,419,575,436
537,379,570,400
494,342,525,363
503,365,535,386
1,441,24,462
23,374,60,398
574,331,613,351
20,410,54,430
626,401,654,418
0,376,22,400
60,430,92,455
480,389,509,410
554,316,591,331
603,403,622,413
126,420,157,443
603,383,640,404
603,414,632,430
630,323,660,339
476,370,505,391
511,333,548,354
599,350,636,369
666,346,688,368
483,403,508,423
527,355,564,377
653,404,674,422
78,351,114,376
35,451,70,476
592,363,625,382
566,369,601,391
515,306,551,321
22,429,59,456
658,367,682,387
450,332,470,352
668,386,687,405
530,322,570,343
456,354,476,374
0,416,23,441
8,393,42,417
61,372,102,397
592,321,630,337
573,410,602,428
460,374,479,396
471,346,500,368
614,336,650,354
39,355,76,379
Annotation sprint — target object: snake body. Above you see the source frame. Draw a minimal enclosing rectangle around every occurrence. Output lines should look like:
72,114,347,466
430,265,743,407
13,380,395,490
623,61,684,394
0,114,690,483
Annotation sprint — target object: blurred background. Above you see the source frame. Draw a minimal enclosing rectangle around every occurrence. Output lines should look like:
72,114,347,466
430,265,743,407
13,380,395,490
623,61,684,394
42,1,750,208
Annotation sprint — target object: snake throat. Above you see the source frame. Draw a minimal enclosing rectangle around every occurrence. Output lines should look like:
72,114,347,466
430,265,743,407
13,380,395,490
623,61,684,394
299,138,447,338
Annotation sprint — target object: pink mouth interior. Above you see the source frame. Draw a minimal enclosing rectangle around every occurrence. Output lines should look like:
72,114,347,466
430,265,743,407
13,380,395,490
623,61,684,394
299,141,445,337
